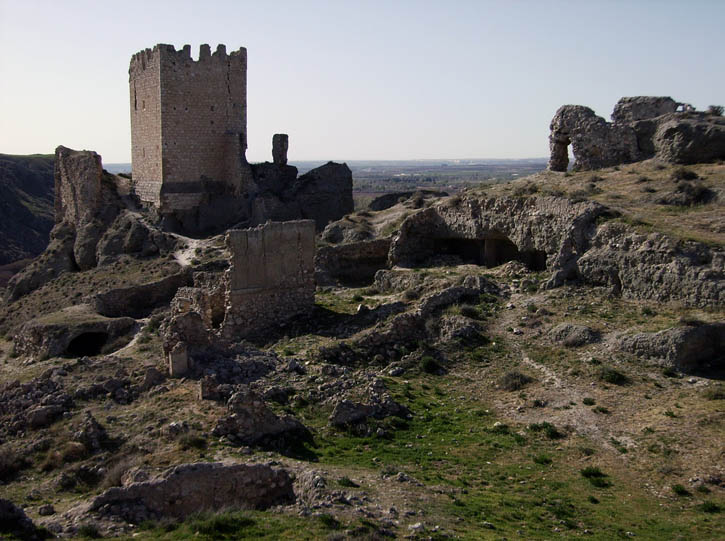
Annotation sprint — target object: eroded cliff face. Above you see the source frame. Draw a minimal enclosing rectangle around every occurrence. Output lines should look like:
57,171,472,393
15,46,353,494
5,146,177,302
387,194,723,308
390,195,607,280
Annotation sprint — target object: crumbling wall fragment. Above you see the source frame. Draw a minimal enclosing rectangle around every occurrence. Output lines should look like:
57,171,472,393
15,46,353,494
272,133,289,166
220,220,315,340
548,96,725,171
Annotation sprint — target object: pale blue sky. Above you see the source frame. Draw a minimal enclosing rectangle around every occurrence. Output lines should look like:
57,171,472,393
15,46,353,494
1,0,723,163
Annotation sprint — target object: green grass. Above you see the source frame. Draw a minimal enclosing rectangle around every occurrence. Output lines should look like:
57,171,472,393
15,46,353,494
279,370,725,539
121,511,336,540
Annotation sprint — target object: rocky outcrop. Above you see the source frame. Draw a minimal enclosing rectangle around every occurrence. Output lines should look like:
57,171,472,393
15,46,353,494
653,113,725,164
294,162,354,230
611,96,679,124
5,147,176,302
368,189,448,211
91,271,191,318
548,97,725,171
548,105,639,172
610,322,725,372
390,195,607,284
13,305,136,359
96,211,177,265
80,462,294,524
577,222,724,307
250,161,353,231
550,323,601,347
329,378,410,427
5,221,78,301
212,388,310,448
72,412,109,452
389,194,722,307
1,376,73,435
315,239,391,286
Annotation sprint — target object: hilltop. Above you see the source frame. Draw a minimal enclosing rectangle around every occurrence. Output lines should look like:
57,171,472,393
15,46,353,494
0,149,723,540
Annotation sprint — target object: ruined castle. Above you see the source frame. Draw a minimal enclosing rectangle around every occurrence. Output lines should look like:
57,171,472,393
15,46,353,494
128,43,353,234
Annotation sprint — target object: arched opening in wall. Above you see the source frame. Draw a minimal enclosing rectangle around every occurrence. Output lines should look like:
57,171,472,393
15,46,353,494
431,233,547,271
64,332,109,357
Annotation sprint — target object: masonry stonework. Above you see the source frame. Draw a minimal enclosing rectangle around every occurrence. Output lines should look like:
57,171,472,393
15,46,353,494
129,44,252,212
221,220,316,340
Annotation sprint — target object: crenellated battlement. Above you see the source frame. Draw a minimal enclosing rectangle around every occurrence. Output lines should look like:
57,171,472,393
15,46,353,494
129,43,246,78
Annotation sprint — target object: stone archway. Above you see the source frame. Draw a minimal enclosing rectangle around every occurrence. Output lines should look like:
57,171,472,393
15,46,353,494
549,135,571,172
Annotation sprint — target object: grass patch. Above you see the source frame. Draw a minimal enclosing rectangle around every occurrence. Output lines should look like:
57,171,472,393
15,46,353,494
499,370,533,391
599,366,629,385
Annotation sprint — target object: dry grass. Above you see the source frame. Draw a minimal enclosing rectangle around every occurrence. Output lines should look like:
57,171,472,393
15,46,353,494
481,160,725,247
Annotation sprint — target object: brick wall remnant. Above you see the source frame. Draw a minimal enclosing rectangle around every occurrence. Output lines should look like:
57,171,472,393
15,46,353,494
272,134,289,166
221,220,315,340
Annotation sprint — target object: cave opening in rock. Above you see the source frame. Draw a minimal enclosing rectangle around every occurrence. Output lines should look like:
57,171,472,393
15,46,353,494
431,234,547,271
335,253,390,287
65,332,109,357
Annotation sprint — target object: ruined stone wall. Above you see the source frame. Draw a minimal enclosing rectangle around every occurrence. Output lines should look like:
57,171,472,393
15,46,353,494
547,96,724,171
221,220,315,340
54,146,103,225
129,44,252,212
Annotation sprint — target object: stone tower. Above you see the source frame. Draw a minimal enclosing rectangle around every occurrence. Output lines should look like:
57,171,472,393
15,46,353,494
129,44,253,214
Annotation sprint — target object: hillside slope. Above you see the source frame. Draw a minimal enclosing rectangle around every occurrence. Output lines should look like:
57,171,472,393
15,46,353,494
0,153,55,266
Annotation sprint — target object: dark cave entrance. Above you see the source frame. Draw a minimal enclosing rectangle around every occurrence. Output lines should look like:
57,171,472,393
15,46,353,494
65,332,109,357
432,234,547,271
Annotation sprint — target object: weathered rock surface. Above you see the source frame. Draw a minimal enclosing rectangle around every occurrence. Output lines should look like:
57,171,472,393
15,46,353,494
212,388,310,447
548,96,725,171
390,195,607,285
548,104,639,171
91,270,191,318
79,462,294,524
315,238,391,286
577,222,724,307
13,305,136,359
320,220,374,244
550,323,601,347
0,376,73,435
653,112,725,164
368,189,448,212
5,147,176,302
5,221,78,302
388,194,723,307
611,322,725,371
72,412,108,452
96,211,177,265
611,96,679,124
250,161,353,231
330,378,410,427
293,162,354,230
